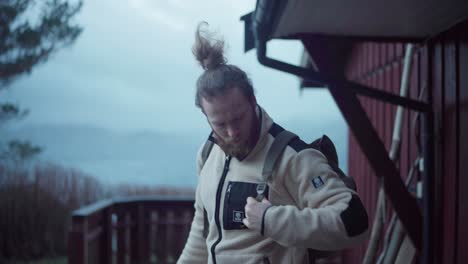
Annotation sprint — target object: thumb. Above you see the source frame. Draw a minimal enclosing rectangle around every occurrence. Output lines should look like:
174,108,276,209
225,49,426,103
242,218,250,227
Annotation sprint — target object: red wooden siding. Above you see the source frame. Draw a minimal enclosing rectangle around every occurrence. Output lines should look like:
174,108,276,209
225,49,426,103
342,21,467,263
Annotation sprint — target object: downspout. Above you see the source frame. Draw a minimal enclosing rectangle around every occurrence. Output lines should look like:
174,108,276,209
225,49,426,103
378,45,433,264
382,44,415,264
421,45,434,264
253,33,428,111
363,44,414,264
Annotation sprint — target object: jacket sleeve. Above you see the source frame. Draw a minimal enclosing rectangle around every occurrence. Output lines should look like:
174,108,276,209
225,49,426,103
177,146,208,263
262,148,369,251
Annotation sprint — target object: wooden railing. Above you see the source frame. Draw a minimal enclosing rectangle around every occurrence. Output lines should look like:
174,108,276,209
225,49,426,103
68,196,195,264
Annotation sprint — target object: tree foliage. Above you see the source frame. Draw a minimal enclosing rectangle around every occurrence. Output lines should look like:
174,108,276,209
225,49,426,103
0,0,83,87
0,0,83,160
1,140,42,162
0,103,28,123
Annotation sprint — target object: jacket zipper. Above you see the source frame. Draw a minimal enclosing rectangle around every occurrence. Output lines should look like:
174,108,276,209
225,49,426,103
210,155,231,264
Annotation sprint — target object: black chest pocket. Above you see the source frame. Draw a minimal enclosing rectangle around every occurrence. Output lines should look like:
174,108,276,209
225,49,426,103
223,181,269,230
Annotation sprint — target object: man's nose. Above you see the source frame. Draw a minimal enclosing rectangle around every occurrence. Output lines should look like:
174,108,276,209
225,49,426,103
227,126,240,139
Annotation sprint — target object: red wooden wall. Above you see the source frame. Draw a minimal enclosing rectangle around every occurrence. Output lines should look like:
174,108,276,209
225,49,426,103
342,21,468,263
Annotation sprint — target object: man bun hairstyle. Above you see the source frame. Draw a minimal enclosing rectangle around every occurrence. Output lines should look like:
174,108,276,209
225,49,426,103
193,22,254,109
192,22,226,70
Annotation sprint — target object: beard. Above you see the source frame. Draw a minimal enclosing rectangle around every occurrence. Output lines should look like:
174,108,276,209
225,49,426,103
216,135,252,159
213,109,260,159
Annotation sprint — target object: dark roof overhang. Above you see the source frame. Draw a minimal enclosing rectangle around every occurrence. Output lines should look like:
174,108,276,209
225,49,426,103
244,0,468,42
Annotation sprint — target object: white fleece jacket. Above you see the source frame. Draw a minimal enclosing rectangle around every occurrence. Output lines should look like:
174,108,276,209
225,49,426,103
178,107,368,264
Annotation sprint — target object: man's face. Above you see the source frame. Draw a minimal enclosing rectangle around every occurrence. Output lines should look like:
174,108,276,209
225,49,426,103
201,87,258,158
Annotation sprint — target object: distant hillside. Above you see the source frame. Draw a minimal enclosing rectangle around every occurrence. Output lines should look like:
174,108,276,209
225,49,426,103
2,119,348,186
2,124,204,187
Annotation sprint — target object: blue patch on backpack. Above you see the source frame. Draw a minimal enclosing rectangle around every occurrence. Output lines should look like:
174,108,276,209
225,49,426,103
311,176,325,189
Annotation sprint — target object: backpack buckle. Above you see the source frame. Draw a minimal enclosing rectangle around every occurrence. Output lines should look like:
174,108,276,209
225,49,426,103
256,182,267,202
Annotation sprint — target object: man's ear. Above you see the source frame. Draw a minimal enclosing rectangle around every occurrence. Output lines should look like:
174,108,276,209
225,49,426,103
199,101,206,115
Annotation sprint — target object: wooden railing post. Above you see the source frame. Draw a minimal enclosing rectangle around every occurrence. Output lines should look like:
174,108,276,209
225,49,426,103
131,204,150,264
166,210,176,263
100,207,113,264
154,209,168,263
141,207,151,263
116,211,127,264
177,209,193,257
68,216,88,264
130,207,138,263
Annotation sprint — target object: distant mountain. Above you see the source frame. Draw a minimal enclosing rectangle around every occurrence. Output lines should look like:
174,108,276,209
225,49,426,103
1,119,348,187
1,124,205,187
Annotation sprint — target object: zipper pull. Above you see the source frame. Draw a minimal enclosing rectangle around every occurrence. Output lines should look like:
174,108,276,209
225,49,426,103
224,155,231,170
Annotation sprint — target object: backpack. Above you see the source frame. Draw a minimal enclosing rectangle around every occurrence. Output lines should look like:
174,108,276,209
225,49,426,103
200,130,356,262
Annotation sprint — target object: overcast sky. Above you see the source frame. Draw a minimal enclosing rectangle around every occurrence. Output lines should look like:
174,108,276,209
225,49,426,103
1,0,347,186
2,0,344,132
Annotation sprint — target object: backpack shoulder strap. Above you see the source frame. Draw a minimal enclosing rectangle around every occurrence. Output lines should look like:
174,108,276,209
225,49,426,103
200,136,214,239
200,138,214,169
262,130,298,182
257,129,297,201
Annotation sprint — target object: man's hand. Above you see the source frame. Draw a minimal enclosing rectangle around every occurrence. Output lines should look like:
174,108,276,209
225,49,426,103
243,197,272,232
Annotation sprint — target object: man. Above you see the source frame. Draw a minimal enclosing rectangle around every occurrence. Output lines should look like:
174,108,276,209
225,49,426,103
177,22,369,264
